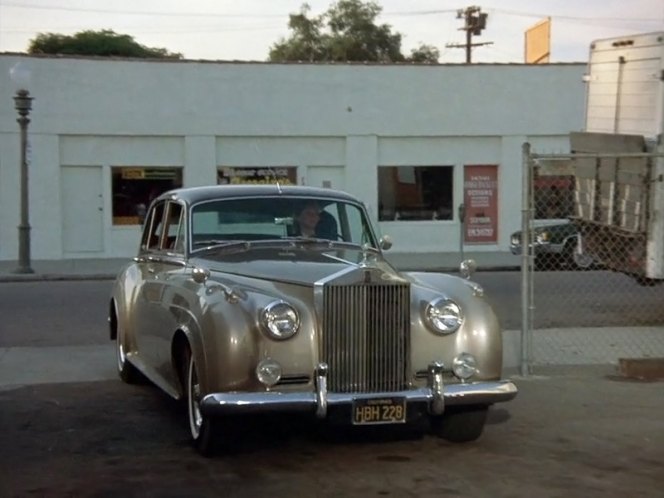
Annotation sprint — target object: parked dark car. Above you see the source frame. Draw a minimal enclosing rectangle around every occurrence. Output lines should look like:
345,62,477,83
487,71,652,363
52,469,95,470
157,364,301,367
510,220,595,270
110,185,518,455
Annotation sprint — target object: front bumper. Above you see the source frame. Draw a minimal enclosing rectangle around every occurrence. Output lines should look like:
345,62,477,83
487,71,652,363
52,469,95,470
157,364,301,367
200,362,518,418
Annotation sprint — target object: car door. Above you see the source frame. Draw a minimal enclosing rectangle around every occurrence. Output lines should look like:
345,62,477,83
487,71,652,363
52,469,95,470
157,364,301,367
134,200,171,371
148,201,188,384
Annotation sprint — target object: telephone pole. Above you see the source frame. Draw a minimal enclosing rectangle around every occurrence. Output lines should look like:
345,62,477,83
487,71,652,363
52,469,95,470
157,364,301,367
446,6,492,63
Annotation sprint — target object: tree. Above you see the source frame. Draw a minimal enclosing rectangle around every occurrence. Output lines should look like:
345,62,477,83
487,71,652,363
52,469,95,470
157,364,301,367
28,30,182,59
409,44,440,64
268,4,326,62
269,0,438,63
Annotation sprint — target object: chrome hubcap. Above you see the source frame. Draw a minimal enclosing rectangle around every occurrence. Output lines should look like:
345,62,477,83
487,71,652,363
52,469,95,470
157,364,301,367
116,328,126,371
188,355,203,439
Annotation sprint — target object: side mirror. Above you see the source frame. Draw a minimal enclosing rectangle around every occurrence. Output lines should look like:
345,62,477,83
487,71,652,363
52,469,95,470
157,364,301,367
379,235,393,251
459,259,477,279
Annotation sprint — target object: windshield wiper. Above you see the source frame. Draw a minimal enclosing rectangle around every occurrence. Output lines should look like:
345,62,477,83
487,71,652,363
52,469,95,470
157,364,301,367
192,240,253,253
192,239,227,247
280,237,378,252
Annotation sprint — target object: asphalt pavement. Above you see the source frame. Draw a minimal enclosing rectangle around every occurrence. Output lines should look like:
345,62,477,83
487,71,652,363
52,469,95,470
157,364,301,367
2,365,663,498
1,256,663,389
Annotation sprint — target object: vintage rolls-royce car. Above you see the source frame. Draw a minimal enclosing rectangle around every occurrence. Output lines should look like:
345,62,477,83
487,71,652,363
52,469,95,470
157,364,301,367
109,185,517,455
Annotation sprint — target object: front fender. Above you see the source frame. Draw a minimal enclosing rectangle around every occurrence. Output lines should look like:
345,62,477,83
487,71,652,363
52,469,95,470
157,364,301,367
196,281,318,394
405,272,503,380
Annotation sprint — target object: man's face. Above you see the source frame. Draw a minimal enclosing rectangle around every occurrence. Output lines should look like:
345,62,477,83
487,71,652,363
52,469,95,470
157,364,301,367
298,204,320,231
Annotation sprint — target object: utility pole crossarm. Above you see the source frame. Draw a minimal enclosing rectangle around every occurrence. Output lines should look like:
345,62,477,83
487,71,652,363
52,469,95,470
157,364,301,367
446,42,494,49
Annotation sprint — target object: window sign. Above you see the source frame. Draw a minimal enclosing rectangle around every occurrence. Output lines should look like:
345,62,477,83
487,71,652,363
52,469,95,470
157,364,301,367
217,167,297,185
463,165,498,244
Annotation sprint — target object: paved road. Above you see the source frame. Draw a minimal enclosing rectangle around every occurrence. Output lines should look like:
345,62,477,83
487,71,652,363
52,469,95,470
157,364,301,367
475,270,664,329
0,280,112,347
1,367,662,497
2,271,662,349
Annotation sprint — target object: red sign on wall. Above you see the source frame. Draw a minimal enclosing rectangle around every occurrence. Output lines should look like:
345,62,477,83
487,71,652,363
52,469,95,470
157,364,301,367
464,165,499,244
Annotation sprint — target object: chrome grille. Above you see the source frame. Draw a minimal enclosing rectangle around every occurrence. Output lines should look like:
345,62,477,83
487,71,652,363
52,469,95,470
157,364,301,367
322,282,410,393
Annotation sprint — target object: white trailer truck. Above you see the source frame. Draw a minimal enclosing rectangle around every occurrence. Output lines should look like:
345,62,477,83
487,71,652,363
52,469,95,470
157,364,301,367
571,31,664,284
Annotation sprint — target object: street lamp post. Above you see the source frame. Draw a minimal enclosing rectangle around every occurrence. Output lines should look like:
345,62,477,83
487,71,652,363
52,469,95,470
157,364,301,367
11,65,34,274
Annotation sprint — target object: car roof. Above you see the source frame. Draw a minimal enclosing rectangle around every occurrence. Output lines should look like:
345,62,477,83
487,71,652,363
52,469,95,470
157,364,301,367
157,185,362,205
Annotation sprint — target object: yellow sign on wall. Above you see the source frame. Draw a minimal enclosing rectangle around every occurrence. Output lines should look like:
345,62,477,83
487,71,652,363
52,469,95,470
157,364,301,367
121,168,145,180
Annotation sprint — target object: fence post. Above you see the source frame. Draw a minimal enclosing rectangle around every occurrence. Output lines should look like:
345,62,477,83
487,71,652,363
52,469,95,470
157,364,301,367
458,203,465,262
521,143,533,376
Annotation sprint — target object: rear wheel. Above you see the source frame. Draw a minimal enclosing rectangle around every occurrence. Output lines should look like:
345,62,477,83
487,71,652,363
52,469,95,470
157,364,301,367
430,405,489,443
634,276,660,287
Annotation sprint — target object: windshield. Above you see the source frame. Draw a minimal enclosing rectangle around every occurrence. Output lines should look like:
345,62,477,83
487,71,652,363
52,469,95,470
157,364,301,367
190,196,377,251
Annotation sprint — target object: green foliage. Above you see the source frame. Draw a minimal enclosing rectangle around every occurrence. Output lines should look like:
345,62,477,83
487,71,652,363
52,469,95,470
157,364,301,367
28,30,182,59
269,4,326,62
269,0,438,63
409,44,440,63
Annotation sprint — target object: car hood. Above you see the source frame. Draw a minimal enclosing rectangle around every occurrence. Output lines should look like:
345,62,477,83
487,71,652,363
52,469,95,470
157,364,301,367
190,247,398,286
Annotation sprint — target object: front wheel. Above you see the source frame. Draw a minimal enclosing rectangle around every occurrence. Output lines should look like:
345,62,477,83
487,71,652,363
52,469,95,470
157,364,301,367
185,347,240,456
430,405,489,443
186,349,219,456
116,320,140,384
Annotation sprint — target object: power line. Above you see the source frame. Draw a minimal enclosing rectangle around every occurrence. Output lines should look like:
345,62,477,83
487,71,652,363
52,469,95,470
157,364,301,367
0,1,287,18
2,2,660,24
488,7,660,24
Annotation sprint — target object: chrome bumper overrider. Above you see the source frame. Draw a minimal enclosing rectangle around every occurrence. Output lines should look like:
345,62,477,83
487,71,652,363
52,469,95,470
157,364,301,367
200,361,518,418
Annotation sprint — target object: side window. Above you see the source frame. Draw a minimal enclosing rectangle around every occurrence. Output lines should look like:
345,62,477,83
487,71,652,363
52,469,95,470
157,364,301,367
141,201,166,251
335,203,375,246
344,205,370,245
163,203,184,253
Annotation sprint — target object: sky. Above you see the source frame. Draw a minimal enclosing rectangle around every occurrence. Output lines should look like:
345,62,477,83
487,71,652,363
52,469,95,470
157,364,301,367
0,0,663,63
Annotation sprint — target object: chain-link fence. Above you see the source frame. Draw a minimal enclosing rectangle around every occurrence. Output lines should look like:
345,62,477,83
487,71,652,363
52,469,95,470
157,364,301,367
518,140,664,371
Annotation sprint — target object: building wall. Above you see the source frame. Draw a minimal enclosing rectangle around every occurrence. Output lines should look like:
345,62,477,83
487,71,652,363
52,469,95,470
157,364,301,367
0,55,585,262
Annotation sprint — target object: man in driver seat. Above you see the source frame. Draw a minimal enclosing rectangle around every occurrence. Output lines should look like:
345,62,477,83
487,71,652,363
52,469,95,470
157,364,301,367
293,201,338,240
294,201,320,237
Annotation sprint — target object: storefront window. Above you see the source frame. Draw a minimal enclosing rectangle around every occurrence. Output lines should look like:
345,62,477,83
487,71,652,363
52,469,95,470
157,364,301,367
111,167,183,226
378,166,453,221
217,166,297,185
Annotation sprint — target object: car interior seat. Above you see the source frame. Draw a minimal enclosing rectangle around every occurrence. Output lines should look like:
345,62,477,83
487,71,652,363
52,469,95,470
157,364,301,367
316,211,340,240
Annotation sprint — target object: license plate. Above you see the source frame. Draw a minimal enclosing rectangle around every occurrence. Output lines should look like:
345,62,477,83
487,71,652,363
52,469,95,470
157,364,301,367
352,397,406,425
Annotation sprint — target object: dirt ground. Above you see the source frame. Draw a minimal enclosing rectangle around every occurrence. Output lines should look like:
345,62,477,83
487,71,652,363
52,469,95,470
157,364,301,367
1,365,662,498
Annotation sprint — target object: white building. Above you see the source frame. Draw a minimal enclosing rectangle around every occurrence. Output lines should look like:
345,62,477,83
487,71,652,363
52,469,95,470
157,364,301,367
0,54,585,268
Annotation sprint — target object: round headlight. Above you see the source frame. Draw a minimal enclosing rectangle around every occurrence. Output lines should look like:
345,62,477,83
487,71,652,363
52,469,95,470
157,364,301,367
261,300,300,340
453,353,478,380
425,298,463,335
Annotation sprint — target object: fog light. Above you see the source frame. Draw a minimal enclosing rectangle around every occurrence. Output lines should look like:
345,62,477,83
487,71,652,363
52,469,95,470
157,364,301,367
256,358,282,387
452,353,477,380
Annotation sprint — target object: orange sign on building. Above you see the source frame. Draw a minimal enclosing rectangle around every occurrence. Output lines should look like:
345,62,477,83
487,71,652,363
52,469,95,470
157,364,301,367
525,18,551,64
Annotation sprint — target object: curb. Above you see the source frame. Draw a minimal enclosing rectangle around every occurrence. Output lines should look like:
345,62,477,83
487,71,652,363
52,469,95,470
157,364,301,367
0,273,116,283
0,267,522,283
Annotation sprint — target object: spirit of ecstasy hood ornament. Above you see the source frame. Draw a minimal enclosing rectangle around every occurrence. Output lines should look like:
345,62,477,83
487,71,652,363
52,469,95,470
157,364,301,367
359,243,373,267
